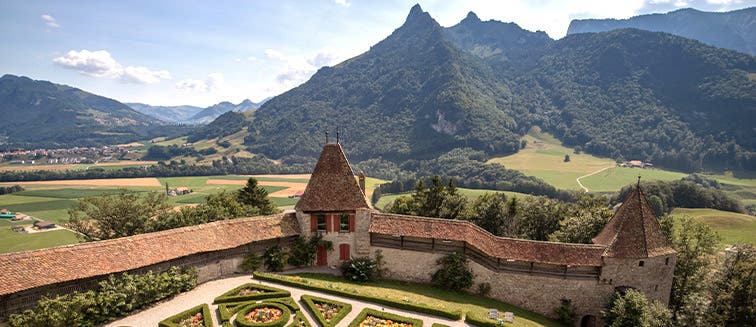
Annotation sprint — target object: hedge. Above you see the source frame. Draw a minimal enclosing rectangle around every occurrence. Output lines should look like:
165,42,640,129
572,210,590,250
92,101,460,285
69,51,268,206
463,311,501,327
253,272,462,320
234,302,291,327
219,298,300,322
431,324,451,327
214,283,291,304
301,295,352,327
158,304,212,327
347,308,423,327
286,310,312,327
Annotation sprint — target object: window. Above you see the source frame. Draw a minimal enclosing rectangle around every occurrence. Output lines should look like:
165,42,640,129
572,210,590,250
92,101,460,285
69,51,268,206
654,285,658,291
639,260,645,267
339,244,350,260
316,214,327,232
339,214,350,232
665,257,670,265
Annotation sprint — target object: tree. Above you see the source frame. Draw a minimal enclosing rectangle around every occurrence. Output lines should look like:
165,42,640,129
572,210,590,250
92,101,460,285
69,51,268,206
67,190,172,241
564,154,571,162
287,235,327,267
554,298,577,326
669,216,720,324
518,196,566,241
431,252,474,291
468,193,516,236
235,177,278,215
549,208,609,243
602,289,671,327
707,244,755,326
263,245,286,272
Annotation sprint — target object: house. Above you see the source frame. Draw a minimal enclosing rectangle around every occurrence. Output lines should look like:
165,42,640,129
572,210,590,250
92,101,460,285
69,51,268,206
33,221,56,230
0,209,15,219
288,191,305,199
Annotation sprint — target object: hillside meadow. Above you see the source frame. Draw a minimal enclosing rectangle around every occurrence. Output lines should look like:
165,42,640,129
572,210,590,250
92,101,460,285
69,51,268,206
670,208,756,246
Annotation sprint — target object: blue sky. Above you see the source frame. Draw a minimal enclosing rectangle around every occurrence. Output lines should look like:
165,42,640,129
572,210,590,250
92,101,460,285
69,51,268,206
0,0,752,107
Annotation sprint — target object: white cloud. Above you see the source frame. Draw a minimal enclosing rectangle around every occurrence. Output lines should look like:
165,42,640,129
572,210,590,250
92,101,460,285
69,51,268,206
53,49,171,84
264,47,344,89
334,0,351,7
175,73,225,93
40,14,59,28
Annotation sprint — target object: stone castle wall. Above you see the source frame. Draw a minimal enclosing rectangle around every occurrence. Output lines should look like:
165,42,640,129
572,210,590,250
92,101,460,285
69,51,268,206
374,246,614,320
600,255,676,305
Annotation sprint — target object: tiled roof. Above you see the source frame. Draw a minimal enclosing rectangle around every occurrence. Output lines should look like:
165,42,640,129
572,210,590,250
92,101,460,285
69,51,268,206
0,214,299,296
295,143,370,212
370,213,606,266
593,186,676,258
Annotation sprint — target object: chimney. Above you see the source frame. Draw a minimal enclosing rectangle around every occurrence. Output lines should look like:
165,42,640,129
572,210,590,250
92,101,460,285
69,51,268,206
358,171,366,194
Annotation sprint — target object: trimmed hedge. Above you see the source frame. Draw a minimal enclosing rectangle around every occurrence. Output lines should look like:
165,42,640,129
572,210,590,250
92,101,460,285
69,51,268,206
287,310,312,327
253,272,462,320
214,283,291,304
347,308,423,327
301,295,352,327
158,304,212,327
234,302,291,327
219,298,300,322
431,324,450,327
463,311,500,327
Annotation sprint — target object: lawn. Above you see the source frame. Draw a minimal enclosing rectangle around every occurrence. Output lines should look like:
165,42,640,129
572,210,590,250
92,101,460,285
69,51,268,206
281,273,559,327
579,167,688,193
375,188,531,211
0,227,81,254
488,126,615,190
670,208,756,245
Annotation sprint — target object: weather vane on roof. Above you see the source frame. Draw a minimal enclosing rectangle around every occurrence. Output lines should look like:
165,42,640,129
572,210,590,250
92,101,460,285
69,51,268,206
325,131,329,143
336,126,340,144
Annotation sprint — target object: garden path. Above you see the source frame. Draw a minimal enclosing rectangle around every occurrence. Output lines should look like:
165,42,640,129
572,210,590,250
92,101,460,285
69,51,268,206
105,272,473,327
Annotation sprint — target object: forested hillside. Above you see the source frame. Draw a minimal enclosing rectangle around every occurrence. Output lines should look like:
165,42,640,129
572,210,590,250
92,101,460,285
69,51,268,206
179,5,756,172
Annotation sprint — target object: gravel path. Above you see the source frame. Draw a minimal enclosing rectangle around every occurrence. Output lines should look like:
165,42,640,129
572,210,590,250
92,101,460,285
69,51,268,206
105,273,473,327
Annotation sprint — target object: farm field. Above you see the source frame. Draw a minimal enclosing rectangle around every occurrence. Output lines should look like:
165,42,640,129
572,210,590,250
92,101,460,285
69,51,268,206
0,174,385,254
375,188,531,211
670,208,756,246
579,167,687,193
0,160,157,172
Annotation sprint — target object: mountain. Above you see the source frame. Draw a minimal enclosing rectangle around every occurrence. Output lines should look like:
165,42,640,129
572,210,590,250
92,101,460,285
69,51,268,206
187,99,264,124
203,5,755,172
567,7,756,55
0,74,187,149
126,103,204,124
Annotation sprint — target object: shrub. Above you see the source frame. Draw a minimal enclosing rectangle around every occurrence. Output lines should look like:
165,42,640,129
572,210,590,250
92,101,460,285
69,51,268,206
8,267,197,327
252,272,462,320
477,283,492,297
158,304,212,327
287,310,312,327
264,245,287,272
347,308,423,327
213,283,290,304
554,298,577,326
234,302,291,327
287,235,328,267
341,256,378,283
463,311,499,327
301,295,352,327
240,252,262,272
431,252,474,291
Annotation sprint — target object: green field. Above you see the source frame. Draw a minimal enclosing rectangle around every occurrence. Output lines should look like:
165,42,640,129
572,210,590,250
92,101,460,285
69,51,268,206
670,208,756,246
375,188,531,211
0,228,81,254
580,167,688,193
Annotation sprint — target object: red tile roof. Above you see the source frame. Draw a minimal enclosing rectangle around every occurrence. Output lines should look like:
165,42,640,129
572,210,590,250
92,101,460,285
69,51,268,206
370,213,606,266
593,186,675,258
0,214,299,296
295,143,370,212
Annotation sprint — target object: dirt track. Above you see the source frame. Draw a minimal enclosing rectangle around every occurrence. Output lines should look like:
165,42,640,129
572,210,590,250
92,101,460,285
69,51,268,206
0,177,163,187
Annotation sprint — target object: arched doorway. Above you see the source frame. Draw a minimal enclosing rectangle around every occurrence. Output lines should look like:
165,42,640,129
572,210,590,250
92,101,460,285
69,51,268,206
580,315,596,327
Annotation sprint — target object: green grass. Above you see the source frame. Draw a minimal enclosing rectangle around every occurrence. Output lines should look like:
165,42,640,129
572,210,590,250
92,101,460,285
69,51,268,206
0,227,81,254
670,208,756,245
580,167,688,193
283,273,558,327
375,188,531,211
488,126,615,190
15,188,143,199
271,197,299,207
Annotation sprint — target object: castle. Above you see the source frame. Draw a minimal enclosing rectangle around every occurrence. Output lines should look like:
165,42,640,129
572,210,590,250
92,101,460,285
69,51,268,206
0,143,676,326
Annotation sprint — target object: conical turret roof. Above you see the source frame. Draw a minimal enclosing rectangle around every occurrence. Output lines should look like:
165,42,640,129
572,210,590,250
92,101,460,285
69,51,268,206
295,143,370,212
593,185,675,258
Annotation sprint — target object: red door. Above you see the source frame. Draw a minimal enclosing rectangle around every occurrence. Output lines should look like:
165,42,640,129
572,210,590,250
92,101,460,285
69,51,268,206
316,245,328,266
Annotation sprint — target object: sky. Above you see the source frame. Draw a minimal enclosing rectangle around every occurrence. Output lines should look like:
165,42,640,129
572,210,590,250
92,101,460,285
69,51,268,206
0,0,753,107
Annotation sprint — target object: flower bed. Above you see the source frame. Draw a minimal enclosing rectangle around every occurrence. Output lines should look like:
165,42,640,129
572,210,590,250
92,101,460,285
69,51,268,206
347,308,422,327
158,304,213,327
234,302,291,327
218,298,300,322
301,295,352,327
214,283,291,304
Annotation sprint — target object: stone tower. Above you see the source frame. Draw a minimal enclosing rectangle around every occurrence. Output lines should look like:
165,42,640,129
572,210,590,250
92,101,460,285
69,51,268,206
594,184,677,304
295,143,372,267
